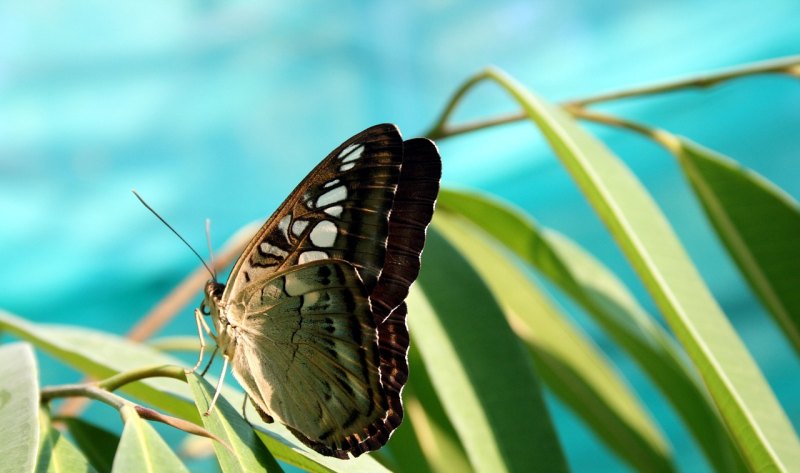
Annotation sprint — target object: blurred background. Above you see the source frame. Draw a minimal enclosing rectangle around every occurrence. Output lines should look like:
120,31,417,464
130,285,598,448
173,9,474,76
1,1,798,471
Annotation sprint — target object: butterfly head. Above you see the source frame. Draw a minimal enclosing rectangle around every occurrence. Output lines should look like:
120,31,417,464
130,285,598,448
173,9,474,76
201,280,226,316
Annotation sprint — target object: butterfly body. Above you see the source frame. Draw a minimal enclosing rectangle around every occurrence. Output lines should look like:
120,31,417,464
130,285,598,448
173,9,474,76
201,124,440,458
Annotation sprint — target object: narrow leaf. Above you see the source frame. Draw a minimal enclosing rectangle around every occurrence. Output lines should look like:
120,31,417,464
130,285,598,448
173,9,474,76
401,345,472,473
480,67,800,471
0,310,198,421
671,137,800,353
439,188,748,473
36,409,96,473
433,212,675,473
411,228,569,473
112,405,189,473
0,342,39,473
64,417,120,473
187,372,283,473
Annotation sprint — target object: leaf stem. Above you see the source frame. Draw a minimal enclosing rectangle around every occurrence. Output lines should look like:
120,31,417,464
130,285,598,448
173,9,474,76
97,364,187,391
426,55,800,140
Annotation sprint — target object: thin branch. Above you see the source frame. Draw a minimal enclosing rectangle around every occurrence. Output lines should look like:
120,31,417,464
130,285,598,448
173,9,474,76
426,55,800,141
565,105,681,152
41,384,127,411
565,55,800,107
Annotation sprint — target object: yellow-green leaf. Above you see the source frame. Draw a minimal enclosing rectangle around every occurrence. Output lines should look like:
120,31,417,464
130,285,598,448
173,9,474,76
434,212,675,473
438,188,748,473
112,406,189,473
0,342,39,473
188,372,283,473
411,228,568,473
477,67,800,471
36,409,96,473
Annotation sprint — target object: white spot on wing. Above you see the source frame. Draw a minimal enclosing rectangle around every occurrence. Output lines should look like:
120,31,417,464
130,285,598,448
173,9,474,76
310,220,337,247
292,220,309,237
278,215,291,241
316,185,347,208
341,145,364,163
324,205,343,218
339,162,355,172
260,242,288,258
323,179,341,188
299,251,328,264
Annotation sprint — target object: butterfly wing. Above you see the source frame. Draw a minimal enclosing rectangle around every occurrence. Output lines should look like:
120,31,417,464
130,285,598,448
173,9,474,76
223,124,404,302
228,260,387,458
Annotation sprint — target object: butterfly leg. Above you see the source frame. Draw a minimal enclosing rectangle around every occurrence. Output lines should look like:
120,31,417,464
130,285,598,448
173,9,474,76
241,394,253,426
204,353,229,416
187,308,213,374
200,346,219,377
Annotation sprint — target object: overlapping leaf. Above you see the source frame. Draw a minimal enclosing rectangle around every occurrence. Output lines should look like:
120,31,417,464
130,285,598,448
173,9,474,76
411,228,568,473
433,211,675,473
468,67,799,471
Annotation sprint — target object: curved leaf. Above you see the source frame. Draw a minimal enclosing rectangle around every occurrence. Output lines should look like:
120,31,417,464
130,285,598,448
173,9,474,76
411,228,568,473
433,212,675,473
0,310,198,421
671,137,800,353
439,188,748,472
478,68,800,471
0,342,39,473
188,372,283,473
112,405,189,473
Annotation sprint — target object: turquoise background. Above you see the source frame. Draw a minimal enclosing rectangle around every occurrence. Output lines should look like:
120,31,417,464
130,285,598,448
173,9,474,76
2,1,799,471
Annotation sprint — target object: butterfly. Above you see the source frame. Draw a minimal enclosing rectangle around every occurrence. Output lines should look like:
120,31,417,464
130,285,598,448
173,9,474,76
197,124,441,459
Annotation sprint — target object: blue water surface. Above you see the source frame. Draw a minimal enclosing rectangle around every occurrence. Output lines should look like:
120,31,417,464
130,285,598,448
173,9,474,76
2,1,799,471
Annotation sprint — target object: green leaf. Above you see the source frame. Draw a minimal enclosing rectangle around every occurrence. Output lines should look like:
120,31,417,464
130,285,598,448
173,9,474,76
380,391,434,473
112,405,189,473
0,342,39,473
477,67,800,471
402,347,473,473
36,409,96,473
433,212,675,473
0,310,199,421
0,311,389,473
63,417,121,473
439,188,748,473
411,228,569,473
672,138,800,353
187,372,283,473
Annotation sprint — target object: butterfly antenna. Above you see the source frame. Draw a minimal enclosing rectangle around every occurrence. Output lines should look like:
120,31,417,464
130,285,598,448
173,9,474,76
132,190,216,280
205,218,217,281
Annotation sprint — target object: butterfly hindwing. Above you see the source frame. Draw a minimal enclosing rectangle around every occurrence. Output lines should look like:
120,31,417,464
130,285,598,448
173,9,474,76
370,138,441,322
228,260,388,458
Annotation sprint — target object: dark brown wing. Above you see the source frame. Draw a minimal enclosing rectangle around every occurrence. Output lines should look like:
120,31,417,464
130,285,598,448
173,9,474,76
222,124,403,301
370,138,441,323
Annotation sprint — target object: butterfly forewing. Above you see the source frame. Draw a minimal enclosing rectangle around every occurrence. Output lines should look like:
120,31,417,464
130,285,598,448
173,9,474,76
223,125,404,301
